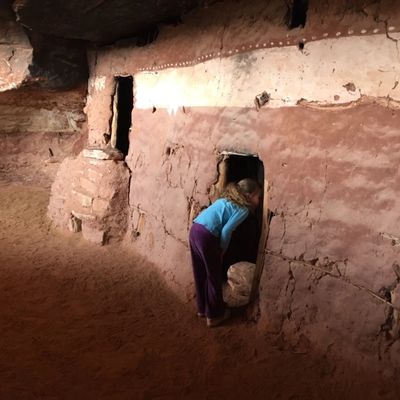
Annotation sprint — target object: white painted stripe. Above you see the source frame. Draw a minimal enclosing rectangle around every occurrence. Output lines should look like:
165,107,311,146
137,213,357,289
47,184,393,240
134,33,400,110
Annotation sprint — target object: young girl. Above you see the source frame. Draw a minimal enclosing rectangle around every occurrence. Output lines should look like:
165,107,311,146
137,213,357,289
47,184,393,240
189,178,261,327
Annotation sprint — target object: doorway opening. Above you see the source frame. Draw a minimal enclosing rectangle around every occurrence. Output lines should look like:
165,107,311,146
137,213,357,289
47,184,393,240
110,76,133,157
214,151,269,300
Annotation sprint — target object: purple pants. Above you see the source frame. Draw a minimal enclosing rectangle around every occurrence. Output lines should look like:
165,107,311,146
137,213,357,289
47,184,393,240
189,223,224,318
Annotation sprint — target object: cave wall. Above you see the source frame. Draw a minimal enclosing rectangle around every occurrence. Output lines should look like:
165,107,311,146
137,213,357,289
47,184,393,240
0,86,87,186
50,0,400,374
0,4,32,91
0,3,88,186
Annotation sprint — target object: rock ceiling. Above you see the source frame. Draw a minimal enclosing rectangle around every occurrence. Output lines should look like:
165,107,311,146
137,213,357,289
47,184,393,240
2,0,204,89
12,0,202,44
3,0,400,90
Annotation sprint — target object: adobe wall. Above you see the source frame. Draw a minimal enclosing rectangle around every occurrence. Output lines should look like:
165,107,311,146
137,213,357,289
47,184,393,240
54,0,400,374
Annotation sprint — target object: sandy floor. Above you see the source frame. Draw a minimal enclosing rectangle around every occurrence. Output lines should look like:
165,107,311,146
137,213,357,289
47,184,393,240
0,183,398,400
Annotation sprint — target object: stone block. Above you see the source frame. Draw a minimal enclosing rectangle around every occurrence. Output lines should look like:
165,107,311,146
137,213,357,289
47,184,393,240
92,198,109,216
87,159,106,166
71,210,95,221
87,168,103,182
98,181,118,200
82,224,105,245
79,177,98,194
83,147,124,161
72,189,93,208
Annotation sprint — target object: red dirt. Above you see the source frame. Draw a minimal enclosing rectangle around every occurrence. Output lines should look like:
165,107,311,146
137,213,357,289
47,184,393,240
0,183,397,400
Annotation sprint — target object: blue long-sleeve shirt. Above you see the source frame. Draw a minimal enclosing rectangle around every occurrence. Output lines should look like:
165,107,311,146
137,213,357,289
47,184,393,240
194,198,249,251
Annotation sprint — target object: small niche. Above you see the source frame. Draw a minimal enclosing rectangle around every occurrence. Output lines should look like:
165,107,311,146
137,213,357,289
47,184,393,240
110,76,133,157
287,0,309,29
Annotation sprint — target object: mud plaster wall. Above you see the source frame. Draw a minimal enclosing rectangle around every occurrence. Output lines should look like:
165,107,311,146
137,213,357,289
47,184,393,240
83,1,400,371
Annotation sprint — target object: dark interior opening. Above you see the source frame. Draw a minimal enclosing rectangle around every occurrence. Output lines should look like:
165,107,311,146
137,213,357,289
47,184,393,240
115,76,133,156
225,155,263,184
221,154,264,281
287,0,308,29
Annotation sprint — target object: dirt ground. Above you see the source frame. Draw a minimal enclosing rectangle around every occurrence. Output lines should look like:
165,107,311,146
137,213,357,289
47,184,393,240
0,183,398,400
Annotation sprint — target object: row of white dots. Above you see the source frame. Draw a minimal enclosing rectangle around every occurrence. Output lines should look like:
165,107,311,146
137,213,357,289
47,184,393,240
137,26,397,72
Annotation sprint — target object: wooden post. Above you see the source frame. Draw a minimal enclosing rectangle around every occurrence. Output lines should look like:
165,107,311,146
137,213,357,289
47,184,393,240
250,179,270,301
110,80,119,149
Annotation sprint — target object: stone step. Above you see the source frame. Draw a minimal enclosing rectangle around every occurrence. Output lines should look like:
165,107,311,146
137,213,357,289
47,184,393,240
83,147,124,161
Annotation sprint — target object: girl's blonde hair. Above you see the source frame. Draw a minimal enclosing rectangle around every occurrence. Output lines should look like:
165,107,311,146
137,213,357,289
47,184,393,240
221,178,261,208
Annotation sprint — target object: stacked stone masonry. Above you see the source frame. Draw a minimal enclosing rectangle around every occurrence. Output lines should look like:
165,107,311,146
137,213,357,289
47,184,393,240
48,152,130,245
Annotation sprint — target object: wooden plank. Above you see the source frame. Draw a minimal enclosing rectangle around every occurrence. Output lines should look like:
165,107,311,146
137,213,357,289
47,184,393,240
250,178,271,301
